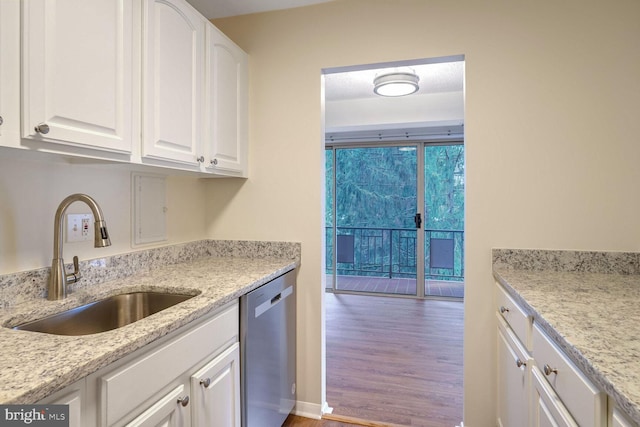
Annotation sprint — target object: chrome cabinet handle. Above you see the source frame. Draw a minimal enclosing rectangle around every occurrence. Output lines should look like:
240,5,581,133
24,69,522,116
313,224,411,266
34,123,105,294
35,123,50,134
500,306,509,314
516,358,526,368
177,395,189,407
196,156,205,163
543,364,558,376
210,158,218,166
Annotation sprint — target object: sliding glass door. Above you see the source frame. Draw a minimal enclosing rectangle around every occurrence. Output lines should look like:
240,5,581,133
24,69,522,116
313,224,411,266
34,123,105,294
325,142,464,299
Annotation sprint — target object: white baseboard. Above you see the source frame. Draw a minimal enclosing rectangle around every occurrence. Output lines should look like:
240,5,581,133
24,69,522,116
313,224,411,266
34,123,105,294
293,400,333,419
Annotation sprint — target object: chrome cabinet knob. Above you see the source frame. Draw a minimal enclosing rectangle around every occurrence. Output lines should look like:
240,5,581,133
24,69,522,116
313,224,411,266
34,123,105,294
200,378,211,388
35,123,50,134
543,364,558,376
499,306,509,314
177,395,189,407
516,358,526,368
196,156,205,163
0,116,3,126
210,158,218,166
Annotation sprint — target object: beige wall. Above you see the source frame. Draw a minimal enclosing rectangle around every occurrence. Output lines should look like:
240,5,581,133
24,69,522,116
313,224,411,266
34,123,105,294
0,152,207,275
210,0,640,424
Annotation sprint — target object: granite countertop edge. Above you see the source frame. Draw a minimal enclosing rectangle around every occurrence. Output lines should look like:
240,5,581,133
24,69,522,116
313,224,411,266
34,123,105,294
0,255,298,405
493,266,640,425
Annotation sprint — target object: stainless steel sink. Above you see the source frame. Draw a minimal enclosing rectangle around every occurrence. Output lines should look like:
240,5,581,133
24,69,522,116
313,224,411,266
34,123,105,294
13,292,196,336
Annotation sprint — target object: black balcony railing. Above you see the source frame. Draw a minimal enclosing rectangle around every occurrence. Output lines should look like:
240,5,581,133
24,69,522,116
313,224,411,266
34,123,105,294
325,227,464,281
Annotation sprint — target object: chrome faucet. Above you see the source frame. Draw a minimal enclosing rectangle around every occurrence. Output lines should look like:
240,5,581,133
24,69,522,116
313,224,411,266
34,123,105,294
49,194,111,300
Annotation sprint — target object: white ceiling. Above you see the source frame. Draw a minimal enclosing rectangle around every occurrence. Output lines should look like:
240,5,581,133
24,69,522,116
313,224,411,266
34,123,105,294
324,61,464,102
186,0,333,19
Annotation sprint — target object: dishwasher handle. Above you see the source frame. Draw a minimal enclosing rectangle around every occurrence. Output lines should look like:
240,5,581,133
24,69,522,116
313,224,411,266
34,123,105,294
255,285,293,318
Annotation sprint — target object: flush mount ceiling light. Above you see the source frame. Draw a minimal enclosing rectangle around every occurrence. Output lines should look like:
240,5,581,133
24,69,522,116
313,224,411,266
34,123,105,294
373,71,420,97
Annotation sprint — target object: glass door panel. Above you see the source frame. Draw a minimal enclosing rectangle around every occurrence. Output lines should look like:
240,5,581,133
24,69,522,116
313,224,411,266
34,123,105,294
424,144,465,298
325,149,335,291
333,146,418,296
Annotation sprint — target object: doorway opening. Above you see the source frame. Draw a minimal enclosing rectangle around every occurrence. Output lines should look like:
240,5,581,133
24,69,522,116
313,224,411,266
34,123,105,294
322,55,465,426
323,56,465,300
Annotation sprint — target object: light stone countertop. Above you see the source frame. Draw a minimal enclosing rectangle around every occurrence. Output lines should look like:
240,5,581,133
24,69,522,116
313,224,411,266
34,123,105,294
493,266,640,424
0,255,297,405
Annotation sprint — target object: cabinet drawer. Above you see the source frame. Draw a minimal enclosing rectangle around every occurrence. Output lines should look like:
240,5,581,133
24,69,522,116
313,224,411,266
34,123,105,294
531,366,578,427
495,282,532,350
99,302,238,426
533,324,605,427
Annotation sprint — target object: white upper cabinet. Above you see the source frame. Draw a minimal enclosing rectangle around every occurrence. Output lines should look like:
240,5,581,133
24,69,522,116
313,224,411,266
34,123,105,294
142,0,205,168
204,24,248,177
21,0,134,154
6,0,248,175
0,0,20,148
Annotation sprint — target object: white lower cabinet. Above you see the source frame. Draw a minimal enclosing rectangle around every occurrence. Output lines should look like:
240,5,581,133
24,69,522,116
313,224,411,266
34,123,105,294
497,314,530,427
37,378,86,427
610,404,638,427
38,301,240,427
532,324,605,427
496,283,615,427
496,283,533,427
190,343,241,427
125,385,190,427
531,366,578,427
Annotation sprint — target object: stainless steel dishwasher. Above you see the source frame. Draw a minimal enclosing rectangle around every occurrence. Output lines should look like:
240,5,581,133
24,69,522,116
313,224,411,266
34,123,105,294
240,270,296,427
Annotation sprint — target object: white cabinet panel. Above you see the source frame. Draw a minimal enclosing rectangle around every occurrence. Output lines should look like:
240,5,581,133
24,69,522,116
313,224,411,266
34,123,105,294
142,0,205,167
0,0,20,148
497,314,530,427
37,379,85,427
496,282,533,351
191,343,241,427
204,24,248,176
612,406,637,427
531,366,578,427
132,173,167,245
125,385,189,427
98,304,238,426
22,0,134,153
533,324,605,427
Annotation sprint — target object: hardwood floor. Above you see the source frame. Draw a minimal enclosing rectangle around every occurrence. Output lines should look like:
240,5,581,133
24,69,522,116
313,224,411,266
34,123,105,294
325,293,464,427
283,414,378,426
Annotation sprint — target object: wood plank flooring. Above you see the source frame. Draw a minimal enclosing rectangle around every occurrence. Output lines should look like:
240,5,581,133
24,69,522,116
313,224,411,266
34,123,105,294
283,414,380,426
325,275,465,298
324,293,464,427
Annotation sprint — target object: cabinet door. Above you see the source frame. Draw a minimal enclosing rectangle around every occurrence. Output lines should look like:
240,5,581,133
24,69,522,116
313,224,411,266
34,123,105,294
611,407,637,427
37,380,85,427
125,385,190,427
204,24,248,176
190,343,241,427
22,0,133,153
497,316,530,427
0,0,20,148
142,0,205,167
531,367,578,427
